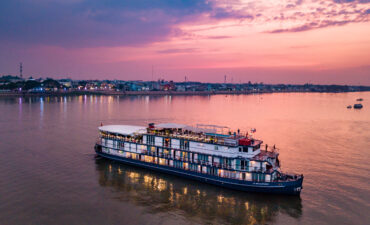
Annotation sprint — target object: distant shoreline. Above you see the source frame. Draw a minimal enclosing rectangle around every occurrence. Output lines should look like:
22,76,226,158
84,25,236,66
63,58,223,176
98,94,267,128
0,89,369,98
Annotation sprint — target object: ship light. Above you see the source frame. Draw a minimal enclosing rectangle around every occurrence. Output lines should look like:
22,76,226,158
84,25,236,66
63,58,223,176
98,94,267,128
245,202,249,210
183,187,188,195
157,179,166,191
217,195,224,203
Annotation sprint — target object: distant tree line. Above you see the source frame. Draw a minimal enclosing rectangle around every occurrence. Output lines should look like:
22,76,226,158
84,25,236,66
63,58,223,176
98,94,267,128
0,78,63,90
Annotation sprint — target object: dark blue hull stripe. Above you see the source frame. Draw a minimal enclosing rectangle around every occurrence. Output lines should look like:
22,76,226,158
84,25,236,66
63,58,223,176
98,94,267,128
96,151,303,195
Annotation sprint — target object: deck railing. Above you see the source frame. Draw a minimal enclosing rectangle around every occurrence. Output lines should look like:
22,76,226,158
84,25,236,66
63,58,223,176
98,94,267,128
146,131,240,147
260,144,280,154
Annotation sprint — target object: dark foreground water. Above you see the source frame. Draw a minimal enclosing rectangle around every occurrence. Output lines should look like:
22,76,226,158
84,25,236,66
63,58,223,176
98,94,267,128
0,92,369,225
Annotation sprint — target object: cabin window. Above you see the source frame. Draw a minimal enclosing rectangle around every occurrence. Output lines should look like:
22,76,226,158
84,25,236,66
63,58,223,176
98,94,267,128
215,145,218,150
180,139,189,150
239,147,242,152
163,149,169,156
198,154,209,162
146,135,154,145
243,147,248,153
241,160,246,170
119,142,124,148
164,138,170,147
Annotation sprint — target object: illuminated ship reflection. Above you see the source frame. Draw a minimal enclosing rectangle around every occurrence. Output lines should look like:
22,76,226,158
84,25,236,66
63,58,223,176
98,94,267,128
95,157,302,224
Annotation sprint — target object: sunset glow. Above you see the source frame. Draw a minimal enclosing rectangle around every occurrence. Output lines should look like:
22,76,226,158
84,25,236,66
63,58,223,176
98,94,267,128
0,0,369,84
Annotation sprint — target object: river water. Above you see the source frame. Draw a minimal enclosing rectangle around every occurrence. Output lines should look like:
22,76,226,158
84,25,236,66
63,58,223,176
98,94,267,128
0,92,369,225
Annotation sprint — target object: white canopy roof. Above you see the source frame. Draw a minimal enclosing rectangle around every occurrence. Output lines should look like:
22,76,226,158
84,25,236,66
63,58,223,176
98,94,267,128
155,123,188,129
99,125,147,136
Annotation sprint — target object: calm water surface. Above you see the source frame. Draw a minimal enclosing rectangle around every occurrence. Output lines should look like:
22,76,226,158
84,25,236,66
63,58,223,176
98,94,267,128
0,92,369,225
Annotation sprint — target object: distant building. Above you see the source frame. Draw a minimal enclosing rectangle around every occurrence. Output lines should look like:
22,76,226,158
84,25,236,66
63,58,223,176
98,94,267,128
59,79,73,87
176,84,186,92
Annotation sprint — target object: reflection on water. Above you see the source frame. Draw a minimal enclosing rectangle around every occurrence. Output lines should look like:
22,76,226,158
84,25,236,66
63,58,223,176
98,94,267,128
95,157,302,224
1,92,369,224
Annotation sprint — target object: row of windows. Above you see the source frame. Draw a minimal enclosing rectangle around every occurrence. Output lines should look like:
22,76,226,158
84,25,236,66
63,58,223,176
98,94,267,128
180,139,190,150
102,146,270,181
147,135,155,145
104,147,268,181
103,139,263,172
146,136,214,151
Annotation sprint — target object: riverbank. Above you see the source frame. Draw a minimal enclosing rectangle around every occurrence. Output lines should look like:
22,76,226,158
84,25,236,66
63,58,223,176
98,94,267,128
0,89,369,97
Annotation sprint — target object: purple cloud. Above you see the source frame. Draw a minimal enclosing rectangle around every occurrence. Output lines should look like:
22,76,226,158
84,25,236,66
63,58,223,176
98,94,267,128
205,35,233,39
0,0,258,48
266,1,370,34
333,0,370,3
211,7,254,20
267,21,352,33
0,0,242,48
0,0,369,47
156,48,199,54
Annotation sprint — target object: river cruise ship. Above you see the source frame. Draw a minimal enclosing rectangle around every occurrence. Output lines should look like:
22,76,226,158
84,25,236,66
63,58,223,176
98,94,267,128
95,123,304,195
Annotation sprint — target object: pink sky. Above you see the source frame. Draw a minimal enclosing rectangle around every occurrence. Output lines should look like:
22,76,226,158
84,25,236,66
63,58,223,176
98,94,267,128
0,0,369,84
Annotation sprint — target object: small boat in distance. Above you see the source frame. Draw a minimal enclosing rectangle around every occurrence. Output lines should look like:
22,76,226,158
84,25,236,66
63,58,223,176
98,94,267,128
354,104,363,109
95,123,304,195
356,98,363,101
347,105,352,109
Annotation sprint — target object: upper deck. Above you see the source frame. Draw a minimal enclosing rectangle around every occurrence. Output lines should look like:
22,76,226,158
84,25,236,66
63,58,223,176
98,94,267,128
146,123,262,148
98,123,278,160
